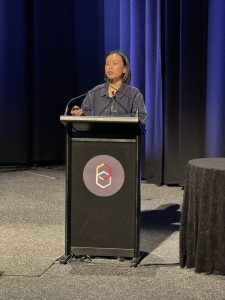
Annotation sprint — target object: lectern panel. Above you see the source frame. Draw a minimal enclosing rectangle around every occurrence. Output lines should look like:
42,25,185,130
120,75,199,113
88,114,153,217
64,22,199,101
70,139,138,257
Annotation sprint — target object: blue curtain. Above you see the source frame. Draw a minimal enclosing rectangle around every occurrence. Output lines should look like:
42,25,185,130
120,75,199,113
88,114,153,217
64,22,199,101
178,0,225,184
0,0,76,163
103,0,163,183
205,0,225,156
178,0,208,184
0,0,31,163
0,0,224,185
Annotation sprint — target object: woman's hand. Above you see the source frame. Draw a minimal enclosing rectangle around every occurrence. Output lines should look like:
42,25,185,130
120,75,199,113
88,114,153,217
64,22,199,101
70,106,84,116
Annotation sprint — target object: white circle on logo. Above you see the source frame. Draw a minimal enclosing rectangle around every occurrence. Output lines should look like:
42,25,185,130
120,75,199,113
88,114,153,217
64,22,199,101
83,155,125,197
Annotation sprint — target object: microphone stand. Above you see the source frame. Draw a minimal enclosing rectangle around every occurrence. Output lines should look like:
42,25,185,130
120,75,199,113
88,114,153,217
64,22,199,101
109,84,137,102
64,82,110,115
98,95,116,116
64,92,88,115
109,84,137,115
109,84,147,128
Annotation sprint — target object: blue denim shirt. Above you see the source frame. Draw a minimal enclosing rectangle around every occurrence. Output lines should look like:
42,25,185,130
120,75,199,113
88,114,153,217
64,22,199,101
81,83,148,123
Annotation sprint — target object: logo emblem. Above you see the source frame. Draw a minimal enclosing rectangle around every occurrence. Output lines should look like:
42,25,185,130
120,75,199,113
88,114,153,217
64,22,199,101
96,163,112,188
83,155,125,197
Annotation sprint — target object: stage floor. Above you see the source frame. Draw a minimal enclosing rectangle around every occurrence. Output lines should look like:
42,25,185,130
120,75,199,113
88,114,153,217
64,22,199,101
1,167,224,299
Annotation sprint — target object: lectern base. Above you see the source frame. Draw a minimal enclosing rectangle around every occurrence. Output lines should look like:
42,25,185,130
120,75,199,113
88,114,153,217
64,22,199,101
70,246,137,258
59,250,144,267
68,247,143,267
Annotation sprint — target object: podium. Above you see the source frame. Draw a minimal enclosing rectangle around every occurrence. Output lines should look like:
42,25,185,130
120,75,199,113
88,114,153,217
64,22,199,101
59,116,143,266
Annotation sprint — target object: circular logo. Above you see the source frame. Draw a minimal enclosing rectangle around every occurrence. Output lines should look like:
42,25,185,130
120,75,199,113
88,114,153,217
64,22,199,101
83,155,125,197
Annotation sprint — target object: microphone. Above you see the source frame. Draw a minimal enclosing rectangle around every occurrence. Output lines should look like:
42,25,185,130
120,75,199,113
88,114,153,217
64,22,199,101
109,84,136,115
136,107,139,118
64,82,111,115
98,85,139,116
98,91,116,116
110,91,117,113
112,94,129,114
109,84,136,102
109,84,147,124
64,92,87,116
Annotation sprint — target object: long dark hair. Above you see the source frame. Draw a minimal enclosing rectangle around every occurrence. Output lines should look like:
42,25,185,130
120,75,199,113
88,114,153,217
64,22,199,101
105,50,131,84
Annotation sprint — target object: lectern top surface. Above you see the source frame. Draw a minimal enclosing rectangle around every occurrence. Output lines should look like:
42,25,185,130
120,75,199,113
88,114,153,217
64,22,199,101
60,115,139,123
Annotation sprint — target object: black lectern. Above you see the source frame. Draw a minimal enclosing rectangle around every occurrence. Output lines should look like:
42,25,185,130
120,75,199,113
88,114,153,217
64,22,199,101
60,116,143,266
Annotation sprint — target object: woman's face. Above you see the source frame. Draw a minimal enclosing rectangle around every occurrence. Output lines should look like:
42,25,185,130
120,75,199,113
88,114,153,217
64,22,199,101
105,53,126,82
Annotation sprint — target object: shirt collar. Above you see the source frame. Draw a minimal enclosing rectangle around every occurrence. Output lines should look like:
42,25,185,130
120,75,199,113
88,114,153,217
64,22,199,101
100,82,129,98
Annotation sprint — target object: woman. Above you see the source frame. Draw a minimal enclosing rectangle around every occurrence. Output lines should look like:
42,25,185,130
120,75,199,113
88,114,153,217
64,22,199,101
71,51,147,123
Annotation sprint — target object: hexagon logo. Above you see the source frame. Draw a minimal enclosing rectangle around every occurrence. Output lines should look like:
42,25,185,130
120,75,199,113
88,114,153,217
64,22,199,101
83,155,125,197
96,163,112,188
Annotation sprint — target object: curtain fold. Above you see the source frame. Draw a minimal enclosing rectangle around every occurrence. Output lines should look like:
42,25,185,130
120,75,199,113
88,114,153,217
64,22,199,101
205,0,225,156
0,1,31,163
32,0,77,162
163,0,180,184
144,0,163,184
178,0,208,185
104,0,163,184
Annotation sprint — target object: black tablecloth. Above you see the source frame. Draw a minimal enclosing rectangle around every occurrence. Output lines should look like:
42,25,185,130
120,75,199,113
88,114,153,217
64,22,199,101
180,158,225,274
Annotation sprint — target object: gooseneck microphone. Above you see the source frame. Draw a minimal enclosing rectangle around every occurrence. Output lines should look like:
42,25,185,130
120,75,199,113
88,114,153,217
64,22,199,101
108,84,137,115
64,92,87,115
98,91,117,116
98,84,140,117
64,82,111,115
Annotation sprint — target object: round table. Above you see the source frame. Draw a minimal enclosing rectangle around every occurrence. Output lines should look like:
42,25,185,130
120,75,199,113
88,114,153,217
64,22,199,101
180,158,225,275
